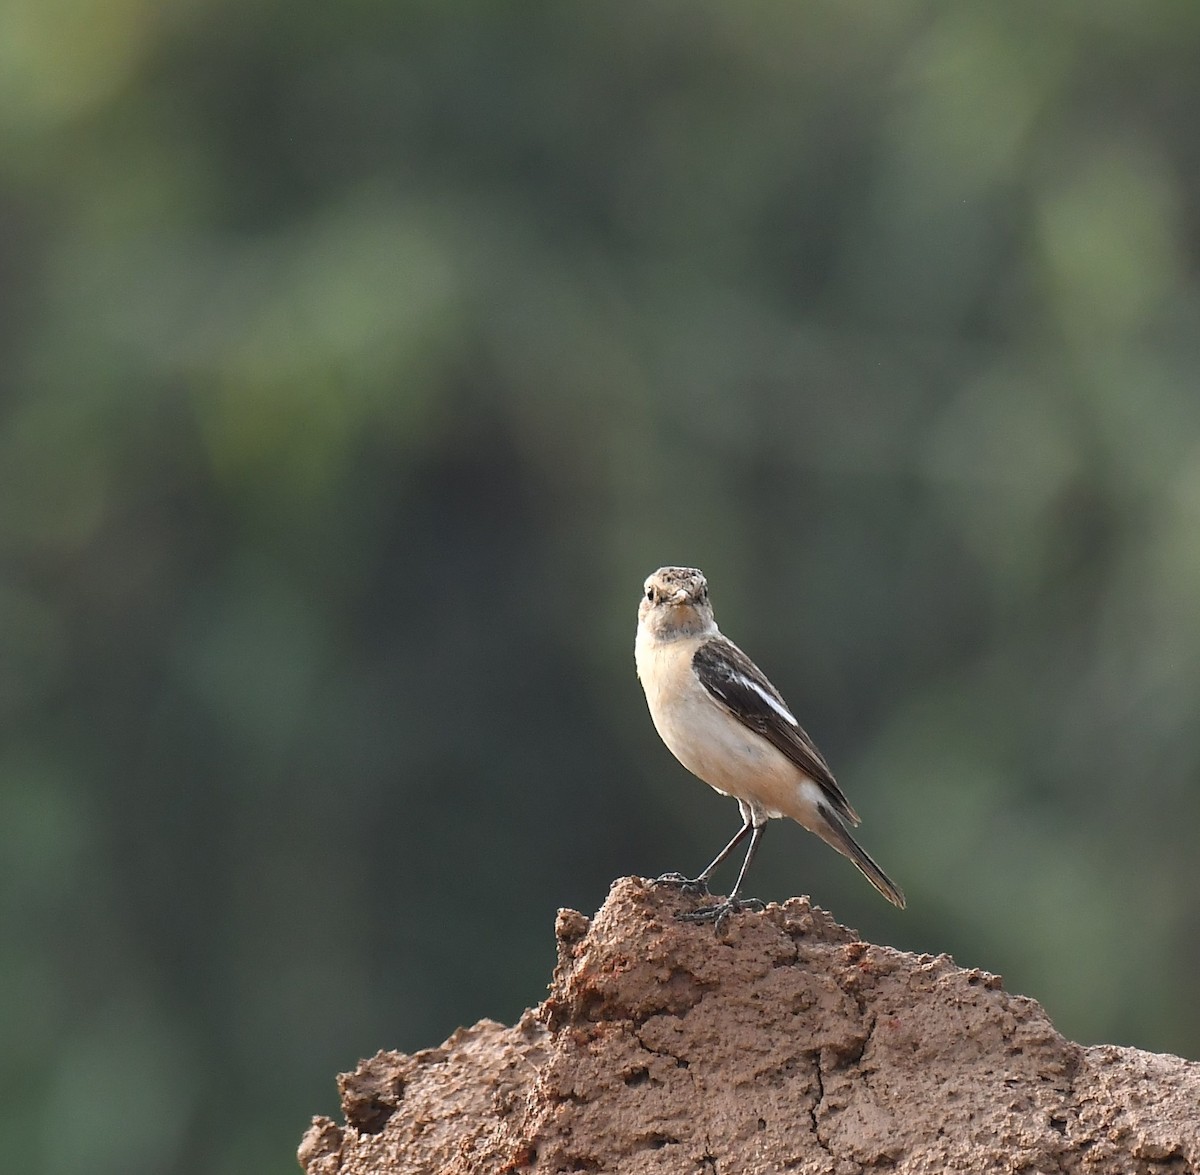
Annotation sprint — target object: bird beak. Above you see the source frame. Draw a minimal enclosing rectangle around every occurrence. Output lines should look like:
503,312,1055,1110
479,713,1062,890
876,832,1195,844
668,588,691,605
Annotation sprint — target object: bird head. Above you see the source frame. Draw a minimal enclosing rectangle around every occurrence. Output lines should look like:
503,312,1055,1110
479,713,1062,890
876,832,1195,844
638,566,716,639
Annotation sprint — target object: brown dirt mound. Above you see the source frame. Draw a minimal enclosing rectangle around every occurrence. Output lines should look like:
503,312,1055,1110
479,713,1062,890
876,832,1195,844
299,877,1199,1174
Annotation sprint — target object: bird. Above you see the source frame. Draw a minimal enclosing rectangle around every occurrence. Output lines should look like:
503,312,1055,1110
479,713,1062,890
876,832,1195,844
635,565,905,928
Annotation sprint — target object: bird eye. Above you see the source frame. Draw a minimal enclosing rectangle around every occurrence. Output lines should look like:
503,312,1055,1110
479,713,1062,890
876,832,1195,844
645,586,655,602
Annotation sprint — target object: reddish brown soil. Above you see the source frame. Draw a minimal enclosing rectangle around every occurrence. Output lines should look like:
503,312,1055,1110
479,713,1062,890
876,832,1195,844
300,877,1199,1174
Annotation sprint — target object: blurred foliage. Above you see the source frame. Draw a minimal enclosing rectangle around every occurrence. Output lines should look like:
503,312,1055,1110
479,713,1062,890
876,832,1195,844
2,2,1200,1173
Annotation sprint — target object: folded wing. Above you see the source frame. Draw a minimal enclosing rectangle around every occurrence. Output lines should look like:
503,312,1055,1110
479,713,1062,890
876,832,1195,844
692,637,861,826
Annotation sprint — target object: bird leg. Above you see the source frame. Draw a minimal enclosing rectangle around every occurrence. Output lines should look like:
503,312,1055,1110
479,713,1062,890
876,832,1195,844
677,823,767,931
652,818,754,896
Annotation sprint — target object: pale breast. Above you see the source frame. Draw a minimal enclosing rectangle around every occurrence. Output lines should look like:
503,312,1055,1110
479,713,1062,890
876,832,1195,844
636,631,819,823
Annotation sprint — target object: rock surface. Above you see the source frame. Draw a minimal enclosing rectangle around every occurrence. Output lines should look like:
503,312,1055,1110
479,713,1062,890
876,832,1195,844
299,877,1200,1174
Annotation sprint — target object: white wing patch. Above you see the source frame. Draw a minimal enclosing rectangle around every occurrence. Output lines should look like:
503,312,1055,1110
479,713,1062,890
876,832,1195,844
733,670,798,726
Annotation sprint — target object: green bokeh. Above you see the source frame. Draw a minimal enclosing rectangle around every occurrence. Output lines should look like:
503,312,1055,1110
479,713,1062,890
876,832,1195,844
3,3,1199,1173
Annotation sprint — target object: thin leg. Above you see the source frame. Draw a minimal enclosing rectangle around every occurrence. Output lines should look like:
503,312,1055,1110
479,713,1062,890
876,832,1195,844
697,818,754,885
726,822,765,901
678,823,768,932
653,818,752,896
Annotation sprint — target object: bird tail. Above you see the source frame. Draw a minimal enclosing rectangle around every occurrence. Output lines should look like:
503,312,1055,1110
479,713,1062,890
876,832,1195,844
814,803,906,909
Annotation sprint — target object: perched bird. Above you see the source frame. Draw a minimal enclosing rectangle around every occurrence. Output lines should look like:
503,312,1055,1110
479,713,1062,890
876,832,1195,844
635,565,905,928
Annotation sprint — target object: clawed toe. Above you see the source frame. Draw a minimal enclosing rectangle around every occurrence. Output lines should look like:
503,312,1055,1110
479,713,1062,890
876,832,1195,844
677,896,765,933
652,872,710,897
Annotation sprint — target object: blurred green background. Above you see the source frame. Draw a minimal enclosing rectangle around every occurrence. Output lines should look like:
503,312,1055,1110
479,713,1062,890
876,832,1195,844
3,1,1200,1172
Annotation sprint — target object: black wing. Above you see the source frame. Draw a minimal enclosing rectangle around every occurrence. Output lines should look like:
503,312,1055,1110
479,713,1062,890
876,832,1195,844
692,636,860,826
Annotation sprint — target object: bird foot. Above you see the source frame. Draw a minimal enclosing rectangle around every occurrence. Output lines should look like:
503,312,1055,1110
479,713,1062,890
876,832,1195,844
677,896,765,934
651,871,710,897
